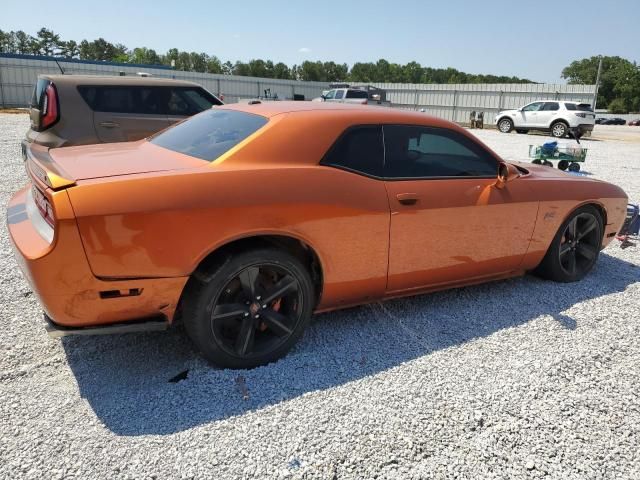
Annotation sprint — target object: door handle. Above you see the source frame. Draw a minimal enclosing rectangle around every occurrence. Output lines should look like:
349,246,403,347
396,193,419,206
99,121,120,128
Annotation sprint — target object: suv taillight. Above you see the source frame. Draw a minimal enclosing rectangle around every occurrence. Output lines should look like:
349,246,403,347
40,83,60,130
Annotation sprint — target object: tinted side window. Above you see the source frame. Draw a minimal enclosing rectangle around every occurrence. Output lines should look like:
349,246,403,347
150,109,267,161
100,87,135,113
543,102,559,111
346,90,368,99
384,126,497,178
321,126,384,177
334,90,345,99
77,86,218,115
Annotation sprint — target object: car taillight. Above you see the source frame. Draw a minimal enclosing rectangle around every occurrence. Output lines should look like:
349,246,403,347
32,186,56,228
575,113,587,118
40,83,59,130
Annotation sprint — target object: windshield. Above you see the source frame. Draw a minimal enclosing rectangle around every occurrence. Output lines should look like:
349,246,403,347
150,109,267,161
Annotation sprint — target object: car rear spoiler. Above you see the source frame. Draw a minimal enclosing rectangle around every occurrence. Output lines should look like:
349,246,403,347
26,144,76,190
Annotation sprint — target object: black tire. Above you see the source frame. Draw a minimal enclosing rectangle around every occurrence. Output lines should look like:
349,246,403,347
535,205,603,283
532,159,543,165
551,121,568,138
568,162,581,172
183,248,314,369
558,160,569,171
516,129,528,134
497,118,513,133
543,160,553,167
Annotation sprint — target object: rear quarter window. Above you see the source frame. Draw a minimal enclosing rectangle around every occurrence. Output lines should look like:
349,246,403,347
345,90,368,99
149,109,267,161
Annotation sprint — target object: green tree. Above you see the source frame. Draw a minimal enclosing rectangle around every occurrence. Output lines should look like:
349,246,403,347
206,55,223,74
35,28,61,55
562,56,640,111
272,62,291,79
60,40,79,58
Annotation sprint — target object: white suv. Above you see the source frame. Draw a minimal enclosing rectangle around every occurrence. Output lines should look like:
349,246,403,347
495,101,595,138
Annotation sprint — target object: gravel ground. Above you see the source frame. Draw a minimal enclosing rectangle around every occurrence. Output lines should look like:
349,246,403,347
1,113,639,480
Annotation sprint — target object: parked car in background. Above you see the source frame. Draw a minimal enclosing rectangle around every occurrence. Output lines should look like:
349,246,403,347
23,74,223,150
9,102,627,368
495,101,595,138
629,119,640,126
313,85,390,106
595,117,608,125
600,117,627,125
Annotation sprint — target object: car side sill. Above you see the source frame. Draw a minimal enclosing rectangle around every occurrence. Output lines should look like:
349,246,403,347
44,313,169,338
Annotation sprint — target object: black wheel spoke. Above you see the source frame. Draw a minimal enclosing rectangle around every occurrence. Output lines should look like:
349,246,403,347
577,217,597,240
262,275,297,304
566,252,577,275
212,303,248,321
261,309,294,337
234,316,255,356
559,243,571,257
238,266,259,298
576,243,597,260
568,217,578,239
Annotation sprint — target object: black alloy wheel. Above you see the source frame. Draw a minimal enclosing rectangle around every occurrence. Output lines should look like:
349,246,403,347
210,264,303,359
184,248,314,368
557,212,600,278
535,206,602,282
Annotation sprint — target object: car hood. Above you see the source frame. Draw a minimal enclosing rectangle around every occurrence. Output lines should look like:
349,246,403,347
48,140,207,181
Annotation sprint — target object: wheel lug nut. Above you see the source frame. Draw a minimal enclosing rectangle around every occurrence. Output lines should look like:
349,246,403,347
244,313,249,317
256,296,261,300
255,314,260,318
262,305,267,309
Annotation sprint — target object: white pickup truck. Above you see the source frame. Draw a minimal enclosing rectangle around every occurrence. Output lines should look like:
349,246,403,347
313,85,391,106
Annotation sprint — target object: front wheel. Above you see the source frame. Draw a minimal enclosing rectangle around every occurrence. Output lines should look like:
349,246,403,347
535,206,603,282
498,118,514,133
183,248,314,368
551,121,568,138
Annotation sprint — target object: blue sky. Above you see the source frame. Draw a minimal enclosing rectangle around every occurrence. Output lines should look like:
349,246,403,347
2,0,639,83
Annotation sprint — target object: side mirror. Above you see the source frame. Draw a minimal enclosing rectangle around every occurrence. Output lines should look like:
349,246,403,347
495,161,519,189
320,95,327,100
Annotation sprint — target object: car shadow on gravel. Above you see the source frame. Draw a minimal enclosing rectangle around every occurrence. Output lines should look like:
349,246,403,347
62,252,638,436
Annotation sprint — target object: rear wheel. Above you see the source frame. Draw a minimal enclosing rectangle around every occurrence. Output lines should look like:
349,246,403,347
551,121,568,138
568,162,581,172
498,118,514,133
183,248,314,368
535,206,602,282
558,160,569,171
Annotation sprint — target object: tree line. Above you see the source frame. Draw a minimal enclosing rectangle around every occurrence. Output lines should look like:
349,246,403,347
0,27,532,84
562,56,640,113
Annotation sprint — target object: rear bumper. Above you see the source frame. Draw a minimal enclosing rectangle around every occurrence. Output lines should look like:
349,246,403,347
575,123,594,134
8,186,188,329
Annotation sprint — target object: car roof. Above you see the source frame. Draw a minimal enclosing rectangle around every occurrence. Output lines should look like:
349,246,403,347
40,74,202,87
219,101,451,125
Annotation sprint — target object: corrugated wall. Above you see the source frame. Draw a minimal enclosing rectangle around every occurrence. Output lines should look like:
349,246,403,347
0,54,596,126
370,82,596,123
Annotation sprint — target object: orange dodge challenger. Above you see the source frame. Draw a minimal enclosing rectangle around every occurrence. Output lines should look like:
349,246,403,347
8,102,628,368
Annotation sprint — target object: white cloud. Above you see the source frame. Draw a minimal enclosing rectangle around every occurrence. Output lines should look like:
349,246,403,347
298,47,311,53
